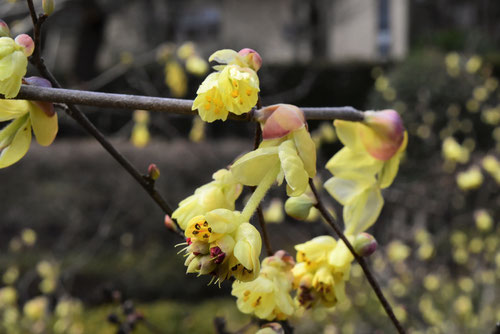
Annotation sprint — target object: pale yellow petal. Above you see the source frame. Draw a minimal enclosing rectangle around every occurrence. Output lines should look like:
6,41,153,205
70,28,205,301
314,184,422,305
344,186,384,235
292,126,317,177
0,100,30,121
333,120,362,149
231,147,280,186
278,140,309,196
0,115,31,168
326,146,382,178
29,103,58,146
324,175,375,205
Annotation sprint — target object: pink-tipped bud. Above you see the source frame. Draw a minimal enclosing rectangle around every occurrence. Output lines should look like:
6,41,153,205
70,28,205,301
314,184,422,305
0,19,10,37
164,215,178,232
24,76,55,116
15,34,34,57
273,250,295,268
238,48,262,71
148,163,160,180
353,233,378,257
260,323,285,334
257,104,306,140
210,246,226,264
360,110,405,161
42,0,55,16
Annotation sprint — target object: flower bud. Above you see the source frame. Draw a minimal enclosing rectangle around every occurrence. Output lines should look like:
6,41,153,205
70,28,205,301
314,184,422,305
238,48,262,71
284,194,315,220
0,19,10,37
42,0,55,16
15,34,35,57
148,163,160,180
164,215,178,232
257,104,306,140
353,233,378,257
185,254,200,273
361,109,405,161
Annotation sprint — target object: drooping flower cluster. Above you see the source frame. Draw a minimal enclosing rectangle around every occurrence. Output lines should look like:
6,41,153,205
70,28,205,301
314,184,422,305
292,236,353,309
172,168,242,230
1,77,58,168
232,250,295,321
324,110,407,235
231,104,316,197
180,209,261,283
192,48,261,122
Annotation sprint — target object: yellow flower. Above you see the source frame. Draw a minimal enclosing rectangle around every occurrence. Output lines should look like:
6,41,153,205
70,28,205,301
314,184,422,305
180,209,262,283
324,113,407,235
172,168,242,230
0,95,58,168
192,49,261,123
293,236,353,309
23,296,48,321
232,250,295,320
0,35,33,98
165,60,187,98
130,110,150,148
231,104,316,197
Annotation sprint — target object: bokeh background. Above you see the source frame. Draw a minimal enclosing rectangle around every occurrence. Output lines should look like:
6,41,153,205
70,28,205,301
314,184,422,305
0,0,499,333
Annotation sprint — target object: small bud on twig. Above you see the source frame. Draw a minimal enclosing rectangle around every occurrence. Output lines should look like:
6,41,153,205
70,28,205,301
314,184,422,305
0,19,10,37
42,0,55,16
148,163,160,181
164,215,178,232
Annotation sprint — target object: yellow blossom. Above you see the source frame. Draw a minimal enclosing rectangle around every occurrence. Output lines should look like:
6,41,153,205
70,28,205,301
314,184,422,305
324,112,407,235
192,49,261,122
165,60,187,98
442,137,469,164
180,209,262,283
231,104,316,197
131,110,150,148
293,236,353,309
232,250,295,320
172,168,242,230
23,296,48,321
0,35,32,98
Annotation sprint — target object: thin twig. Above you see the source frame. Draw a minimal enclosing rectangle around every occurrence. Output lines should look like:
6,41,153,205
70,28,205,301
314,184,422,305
25,0,183,237
308,179,406,334
9,84,366,122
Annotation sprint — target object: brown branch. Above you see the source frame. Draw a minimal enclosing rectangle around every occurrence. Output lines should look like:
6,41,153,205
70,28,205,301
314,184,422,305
25,1,183,237
308,179,406,334
9,84,366,122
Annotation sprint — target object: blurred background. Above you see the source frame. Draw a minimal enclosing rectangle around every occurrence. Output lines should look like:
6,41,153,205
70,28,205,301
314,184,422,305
0,0,499,333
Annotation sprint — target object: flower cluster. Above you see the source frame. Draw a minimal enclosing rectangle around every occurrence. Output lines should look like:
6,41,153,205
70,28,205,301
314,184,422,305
192,48,261,122
232,250,295,321
324,110,407,234
292,236,353,309
180,209,261,283
0,33,33,98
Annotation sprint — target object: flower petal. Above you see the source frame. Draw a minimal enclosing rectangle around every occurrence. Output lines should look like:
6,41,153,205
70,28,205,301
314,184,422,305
231,146,280,186
278,140,309,196
325,146,382,178
0,115,31,168
344,186,384,235
292,126,317,177
333,120,363,149
29,102,58,146
0,100,30,121
324,174,375,205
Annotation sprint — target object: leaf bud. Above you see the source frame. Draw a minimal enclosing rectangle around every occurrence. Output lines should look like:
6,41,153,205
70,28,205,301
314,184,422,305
0,19,10,37
42,0,55,16
148,163,160,180
284,194,315,220
353,233,378,257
